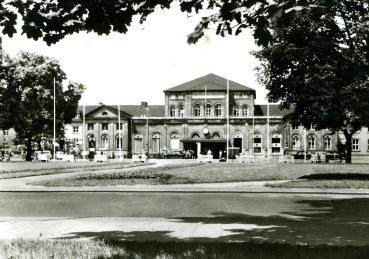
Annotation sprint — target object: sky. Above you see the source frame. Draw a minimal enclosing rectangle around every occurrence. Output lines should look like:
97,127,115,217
2,4,267,106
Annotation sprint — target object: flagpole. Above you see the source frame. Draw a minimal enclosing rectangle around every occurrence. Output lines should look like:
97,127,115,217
204,84,207,117
304,127,307,163
267,100,270,162
53,77,56,161
226,79,230,162
252,117,255,155
118,104,122,161
82,104,85,160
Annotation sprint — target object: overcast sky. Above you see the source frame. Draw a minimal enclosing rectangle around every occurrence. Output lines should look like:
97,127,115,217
2,4,267,106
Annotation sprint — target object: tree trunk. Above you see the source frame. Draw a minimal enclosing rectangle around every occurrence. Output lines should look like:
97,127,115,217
26,134,33,161
343,130,352,164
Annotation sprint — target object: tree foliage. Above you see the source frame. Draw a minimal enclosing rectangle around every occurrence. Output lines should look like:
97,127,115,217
0,51,84,160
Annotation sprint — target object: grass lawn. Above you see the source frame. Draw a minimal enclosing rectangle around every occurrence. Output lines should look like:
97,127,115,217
2,239,369,259
0,162,153,179
30,162,369,188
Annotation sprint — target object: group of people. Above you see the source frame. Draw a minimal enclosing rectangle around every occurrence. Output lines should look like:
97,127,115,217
0,150,13,161
185,149,195,159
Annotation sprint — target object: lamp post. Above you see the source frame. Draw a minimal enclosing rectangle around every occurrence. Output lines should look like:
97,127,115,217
146,107,149,155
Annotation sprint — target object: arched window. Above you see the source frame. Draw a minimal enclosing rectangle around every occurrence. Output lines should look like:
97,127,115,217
205,104,212,117
152,133,161,154
292,135,300,150
193,104,201,117
101,134,109,149
192,133,200,139
233,106,240,116
178,106,184,117
116,134,123,150
170,133,180,151
133,134,143,154
169,106,176,117
323,135,331,150
212,133,220,139
241,105,248,117
214,104,223,117
308,134,315,150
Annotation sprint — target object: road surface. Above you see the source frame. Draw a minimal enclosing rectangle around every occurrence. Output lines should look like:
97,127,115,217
1,192,369,245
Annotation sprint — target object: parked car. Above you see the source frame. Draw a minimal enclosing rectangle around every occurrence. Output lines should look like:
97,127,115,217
293,151,312,160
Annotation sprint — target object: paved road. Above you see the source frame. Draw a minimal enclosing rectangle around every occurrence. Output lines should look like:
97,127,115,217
1,192,369,246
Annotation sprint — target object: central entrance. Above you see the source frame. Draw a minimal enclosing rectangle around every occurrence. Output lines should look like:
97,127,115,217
182,139,226,159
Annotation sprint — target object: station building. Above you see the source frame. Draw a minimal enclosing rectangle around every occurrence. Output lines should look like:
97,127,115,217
63,74,343,159
3,73,369,160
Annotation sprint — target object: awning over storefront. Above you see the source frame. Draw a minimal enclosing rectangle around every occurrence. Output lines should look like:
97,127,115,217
181,138,227,143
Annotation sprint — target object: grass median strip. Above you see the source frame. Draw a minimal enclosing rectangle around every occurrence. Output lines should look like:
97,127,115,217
28,163,369,187
0,162,155,179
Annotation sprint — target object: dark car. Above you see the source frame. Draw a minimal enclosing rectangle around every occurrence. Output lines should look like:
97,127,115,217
293,151,312,160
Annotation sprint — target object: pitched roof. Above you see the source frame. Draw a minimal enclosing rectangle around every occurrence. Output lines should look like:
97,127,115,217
254,105,293,117
164,73,255,93
77,105,165,117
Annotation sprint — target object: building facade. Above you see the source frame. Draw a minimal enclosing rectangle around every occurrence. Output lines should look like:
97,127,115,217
64,74,343,159
3,73,369,161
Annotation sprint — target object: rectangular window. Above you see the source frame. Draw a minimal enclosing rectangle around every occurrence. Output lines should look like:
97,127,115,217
352,139,359,151
116,123,123,130
308,136,315,150
3,130,8,136
324,137,331,150
87,123,94,130
73,126,79,133
272,138,280,144
205,107,211,117
102,123,108,130
254,138,262,144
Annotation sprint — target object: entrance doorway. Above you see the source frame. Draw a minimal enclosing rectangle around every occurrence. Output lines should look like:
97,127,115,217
183,142,197,158
201,142,226,159
234,138,242,152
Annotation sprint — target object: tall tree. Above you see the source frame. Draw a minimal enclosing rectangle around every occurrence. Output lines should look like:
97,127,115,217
0,51,84,160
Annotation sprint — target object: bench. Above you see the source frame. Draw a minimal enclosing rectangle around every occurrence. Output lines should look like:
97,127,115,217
132,154,147,163
279,155,294,164
198,154,213,163
37,154,49,162
94,154,108,162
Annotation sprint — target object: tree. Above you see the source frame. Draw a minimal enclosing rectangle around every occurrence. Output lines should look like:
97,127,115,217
0,51,84,160
253,2,369,163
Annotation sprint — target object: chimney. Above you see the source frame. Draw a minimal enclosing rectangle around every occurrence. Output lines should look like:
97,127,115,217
140,101,148,108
